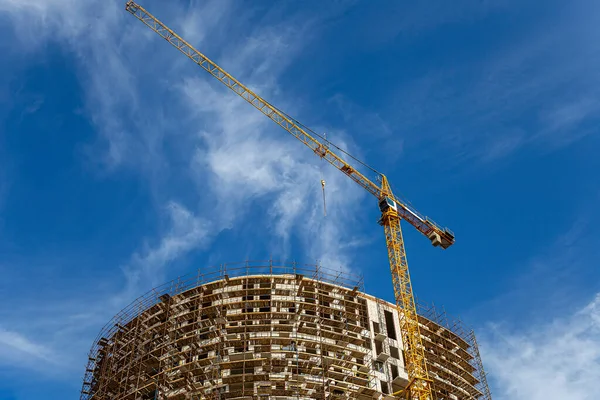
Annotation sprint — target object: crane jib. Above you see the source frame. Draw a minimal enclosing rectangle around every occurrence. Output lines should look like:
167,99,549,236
124,0,454,250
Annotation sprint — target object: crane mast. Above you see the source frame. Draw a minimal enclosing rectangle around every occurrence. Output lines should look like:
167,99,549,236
125,2,455,399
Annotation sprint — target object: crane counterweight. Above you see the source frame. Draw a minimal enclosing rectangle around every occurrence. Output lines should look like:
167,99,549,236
427,232,442,247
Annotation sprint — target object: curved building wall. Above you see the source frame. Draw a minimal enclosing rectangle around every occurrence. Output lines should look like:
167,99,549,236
81,263,490,400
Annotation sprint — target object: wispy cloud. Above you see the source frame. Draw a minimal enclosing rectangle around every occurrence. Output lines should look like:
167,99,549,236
388,1,600,167
480,293,600,400
169,4,367,270
0,1,368,386
120,201,211,297
0,327,57,365
541,98,600,133
467,193,600,399
468,205,600,327
345,0,509,49
183,76,367,271
0,0,106,48
328,94,402,165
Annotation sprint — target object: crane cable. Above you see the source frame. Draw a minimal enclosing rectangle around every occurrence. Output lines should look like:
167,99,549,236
283,107,426,227
272,105,382,178
271,105,384,218
320,132,327,217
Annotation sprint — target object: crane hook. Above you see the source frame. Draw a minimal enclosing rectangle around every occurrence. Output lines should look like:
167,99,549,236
321,179,327,217
320,132,328,217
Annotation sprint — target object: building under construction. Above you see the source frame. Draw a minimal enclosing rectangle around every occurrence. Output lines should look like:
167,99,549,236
95,4,490,399
81,262,491,400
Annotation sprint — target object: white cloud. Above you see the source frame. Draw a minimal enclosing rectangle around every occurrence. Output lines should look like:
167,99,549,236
480,293,600,400
0,0,369,386
1,0,369,271
0,0,115,49
182,74,367,271
179,0,232,45
467,205,600,399
121,201,210,296
0,327,56,364
541,98,600,132
478,129,524,162
536,98,600,148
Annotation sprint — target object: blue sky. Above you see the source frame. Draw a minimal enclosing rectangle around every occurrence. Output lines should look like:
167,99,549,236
1,0,599,399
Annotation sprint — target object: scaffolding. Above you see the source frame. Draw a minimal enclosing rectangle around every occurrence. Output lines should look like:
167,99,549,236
415,300,492,400
81,261,375,400
80,261,490,400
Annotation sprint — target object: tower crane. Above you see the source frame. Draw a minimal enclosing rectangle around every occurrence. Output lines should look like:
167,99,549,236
125,2,455,399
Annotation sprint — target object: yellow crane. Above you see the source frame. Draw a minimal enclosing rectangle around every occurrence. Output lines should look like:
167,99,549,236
125,2,455,399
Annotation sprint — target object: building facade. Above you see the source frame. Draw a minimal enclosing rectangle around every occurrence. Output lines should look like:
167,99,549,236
81,262,491,400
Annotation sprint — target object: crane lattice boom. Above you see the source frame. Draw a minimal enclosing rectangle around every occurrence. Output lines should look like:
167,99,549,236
125,2,455,399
